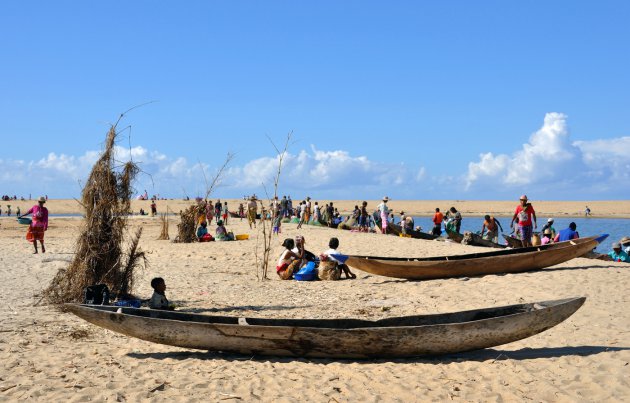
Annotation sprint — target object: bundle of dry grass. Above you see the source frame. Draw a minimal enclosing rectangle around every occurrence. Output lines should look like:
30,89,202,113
45,125,147,304
174,203,204,243
157,213,170,240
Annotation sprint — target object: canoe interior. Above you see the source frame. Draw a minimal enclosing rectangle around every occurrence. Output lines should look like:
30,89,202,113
73,298,581,330
344,236,598,262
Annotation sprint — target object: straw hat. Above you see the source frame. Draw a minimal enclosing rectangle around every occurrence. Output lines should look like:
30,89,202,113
612,242,621,249
38,196,46,203
382,196,390,202
547,218,554,223
620,236,630,245
519,195,528,201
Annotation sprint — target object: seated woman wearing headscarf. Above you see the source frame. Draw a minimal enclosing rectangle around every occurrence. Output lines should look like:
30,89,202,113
197,221,213,242
215,220,234,241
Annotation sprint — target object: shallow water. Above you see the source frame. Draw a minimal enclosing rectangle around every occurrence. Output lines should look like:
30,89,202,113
404,215,628,253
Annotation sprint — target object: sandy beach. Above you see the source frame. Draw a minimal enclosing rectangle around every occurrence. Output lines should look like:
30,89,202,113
1,211,629,401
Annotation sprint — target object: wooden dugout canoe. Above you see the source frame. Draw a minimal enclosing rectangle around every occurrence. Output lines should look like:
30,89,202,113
65,297,584,358
332,235,607,280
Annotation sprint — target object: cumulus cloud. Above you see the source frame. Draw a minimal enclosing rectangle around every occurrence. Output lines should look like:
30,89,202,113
466,112,579,188
1,144,428,199
572,137,630,192
227,146,426,198
465,113,630,198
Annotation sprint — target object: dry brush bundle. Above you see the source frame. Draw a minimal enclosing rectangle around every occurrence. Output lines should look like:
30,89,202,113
45,125,147,304
174,203,205,243
157,212,170,240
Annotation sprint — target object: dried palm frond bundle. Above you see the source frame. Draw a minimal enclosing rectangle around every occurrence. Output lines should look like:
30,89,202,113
174,203,204,243
45,125,146,304
157,213,170,240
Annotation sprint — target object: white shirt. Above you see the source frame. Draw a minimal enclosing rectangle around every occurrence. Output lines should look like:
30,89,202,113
324,248,340,263
377,202,389,214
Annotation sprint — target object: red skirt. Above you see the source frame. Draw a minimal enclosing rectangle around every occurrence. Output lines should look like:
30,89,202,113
27,225,45,242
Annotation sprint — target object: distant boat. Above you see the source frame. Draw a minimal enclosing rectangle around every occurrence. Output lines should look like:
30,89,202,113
387,222,439,240
503,234,524,248
332,235,607,281
372,212,439,240
66,297,585,358
445,228,505,248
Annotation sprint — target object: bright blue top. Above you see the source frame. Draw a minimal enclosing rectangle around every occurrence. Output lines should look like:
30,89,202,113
608,250,630,262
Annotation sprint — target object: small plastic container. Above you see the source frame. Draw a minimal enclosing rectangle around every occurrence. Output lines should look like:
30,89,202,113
17,217,32,225
235,234,249,240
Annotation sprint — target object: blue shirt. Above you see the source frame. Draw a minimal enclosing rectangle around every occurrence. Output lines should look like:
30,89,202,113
608,250,630,262
557,228,578,242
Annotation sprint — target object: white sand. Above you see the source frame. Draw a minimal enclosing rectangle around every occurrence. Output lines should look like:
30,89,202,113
1,212,629,401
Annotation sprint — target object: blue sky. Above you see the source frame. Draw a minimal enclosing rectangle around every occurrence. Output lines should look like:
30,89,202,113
1,1,629,200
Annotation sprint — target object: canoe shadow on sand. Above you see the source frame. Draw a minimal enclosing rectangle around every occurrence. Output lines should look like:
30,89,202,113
126,345,629,364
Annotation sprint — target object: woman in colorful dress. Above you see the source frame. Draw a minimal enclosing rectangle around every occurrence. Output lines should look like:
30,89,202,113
19,196,49,253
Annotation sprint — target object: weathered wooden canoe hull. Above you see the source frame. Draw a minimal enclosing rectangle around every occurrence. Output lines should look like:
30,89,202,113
65,297,584,358
340,236,600,280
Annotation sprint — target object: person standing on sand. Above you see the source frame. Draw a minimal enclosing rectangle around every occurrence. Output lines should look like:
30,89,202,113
377,197,390,234
304,197,312,224
359,201,369,232
287,196,293,218
214,200,222,224
247,196,257,229
222,201,229,224
510,195,537,247
150,200,157,216
297,200,307,229
238,203,245,220
19,196,49,254
432,208,443,236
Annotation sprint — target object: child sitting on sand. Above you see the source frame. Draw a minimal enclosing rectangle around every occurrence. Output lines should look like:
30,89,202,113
322,237,356,279
149,277,175,310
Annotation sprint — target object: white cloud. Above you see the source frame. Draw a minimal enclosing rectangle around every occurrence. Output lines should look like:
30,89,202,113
226,146,427,197
0,144,428,199
573,137,630,183
466,112,578,188
4,116,628,200
465,112,630,198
